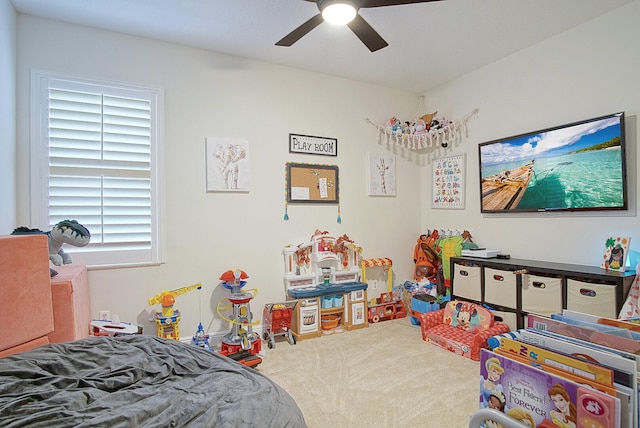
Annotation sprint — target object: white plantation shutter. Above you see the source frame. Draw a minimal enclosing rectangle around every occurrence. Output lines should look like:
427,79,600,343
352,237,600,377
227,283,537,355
31,71,164,267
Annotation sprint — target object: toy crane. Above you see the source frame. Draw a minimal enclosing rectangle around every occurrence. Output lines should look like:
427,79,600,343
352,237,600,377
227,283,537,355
148,282,202,340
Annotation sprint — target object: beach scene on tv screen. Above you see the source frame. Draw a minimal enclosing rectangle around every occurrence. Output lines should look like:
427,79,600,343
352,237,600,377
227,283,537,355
480,115,625,212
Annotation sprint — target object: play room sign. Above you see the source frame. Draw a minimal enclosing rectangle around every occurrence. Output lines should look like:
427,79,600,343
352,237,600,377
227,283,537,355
289,133,338,157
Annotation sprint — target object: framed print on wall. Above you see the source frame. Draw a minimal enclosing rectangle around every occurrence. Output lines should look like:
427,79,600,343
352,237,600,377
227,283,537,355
432,154,465,209
205,137,250,192
367,153,396,196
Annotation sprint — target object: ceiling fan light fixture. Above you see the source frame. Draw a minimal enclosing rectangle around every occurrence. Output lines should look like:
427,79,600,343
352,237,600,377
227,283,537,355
320,1,357,25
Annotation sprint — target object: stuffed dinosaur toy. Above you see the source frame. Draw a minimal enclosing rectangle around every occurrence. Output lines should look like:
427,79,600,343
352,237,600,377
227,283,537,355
11,220,91,271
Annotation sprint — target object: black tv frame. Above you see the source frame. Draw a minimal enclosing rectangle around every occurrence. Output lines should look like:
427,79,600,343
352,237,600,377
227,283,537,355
478,112,627,213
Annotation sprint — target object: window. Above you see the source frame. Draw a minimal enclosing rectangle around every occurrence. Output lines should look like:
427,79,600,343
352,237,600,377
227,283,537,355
30,70,164,268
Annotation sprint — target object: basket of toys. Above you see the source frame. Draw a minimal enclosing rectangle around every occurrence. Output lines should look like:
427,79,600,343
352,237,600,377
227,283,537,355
321,314,341,330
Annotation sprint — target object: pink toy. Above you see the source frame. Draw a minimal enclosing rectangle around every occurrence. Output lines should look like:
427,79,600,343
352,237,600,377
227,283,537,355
416,300,510,360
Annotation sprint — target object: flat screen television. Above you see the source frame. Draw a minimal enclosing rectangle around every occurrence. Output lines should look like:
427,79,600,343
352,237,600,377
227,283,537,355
479,112,627,213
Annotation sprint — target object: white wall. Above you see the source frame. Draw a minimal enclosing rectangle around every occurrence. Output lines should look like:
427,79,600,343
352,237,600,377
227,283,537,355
421,1,640,268
13,2,640,339
15,15,421,337
0,1,17,232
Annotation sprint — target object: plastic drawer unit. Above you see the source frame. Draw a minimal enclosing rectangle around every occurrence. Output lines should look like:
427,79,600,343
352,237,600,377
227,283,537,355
567,279,616,319
484,268,517,309
452,263,481,302
521,274,562,317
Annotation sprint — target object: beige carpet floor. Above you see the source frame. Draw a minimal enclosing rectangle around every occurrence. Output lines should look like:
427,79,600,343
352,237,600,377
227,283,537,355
258,316,480,428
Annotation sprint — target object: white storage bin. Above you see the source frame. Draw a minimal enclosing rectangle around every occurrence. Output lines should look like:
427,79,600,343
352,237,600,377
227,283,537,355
453,263,481,302
566,279,616,318
489,309,518,331
484,268,517,309
521,274,562,316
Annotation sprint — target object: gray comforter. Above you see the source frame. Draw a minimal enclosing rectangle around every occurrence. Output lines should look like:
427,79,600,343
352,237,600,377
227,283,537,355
0,335,306,428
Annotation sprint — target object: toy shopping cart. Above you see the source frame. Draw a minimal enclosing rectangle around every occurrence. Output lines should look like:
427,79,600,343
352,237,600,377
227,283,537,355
262,300,298,349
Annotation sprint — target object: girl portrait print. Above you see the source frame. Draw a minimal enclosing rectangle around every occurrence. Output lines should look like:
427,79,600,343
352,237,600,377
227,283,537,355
480,357,505,408
545,383,576,428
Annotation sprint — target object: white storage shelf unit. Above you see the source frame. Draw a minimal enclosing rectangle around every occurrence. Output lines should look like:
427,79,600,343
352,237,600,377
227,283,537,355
450,256,636,329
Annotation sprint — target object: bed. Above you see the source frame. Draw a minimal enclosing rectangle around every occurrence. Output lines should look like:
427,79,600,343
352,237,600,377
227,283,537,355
0,335,307,427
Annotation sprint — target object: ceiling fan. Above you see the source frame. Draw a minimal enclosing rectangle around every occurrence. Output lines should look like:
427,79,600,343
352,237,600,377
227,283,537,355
276,0,442,52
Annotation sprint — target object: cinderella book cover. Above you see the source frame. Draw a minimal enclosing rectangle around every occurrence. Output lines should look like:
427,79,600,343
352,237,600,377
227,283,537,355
479,349,619,428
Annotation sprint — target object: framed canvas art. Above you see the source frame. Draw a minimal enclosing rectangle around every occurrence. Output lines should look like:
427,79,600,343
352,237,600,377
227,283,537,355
367,153,396,196
205,137,250,192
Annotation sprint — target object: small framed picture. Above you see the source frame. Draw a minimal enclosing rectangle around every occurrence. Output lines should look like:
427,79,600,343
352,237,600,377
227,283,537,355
350,290,364,301
367,153,396,196
352,302,365,325
205,137,250,192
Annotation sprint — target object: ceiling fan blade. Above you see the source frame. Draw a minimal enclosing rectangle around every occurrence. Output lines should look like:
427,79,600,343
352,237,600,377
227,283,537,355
360,0,442,8
347,14,388,52
276,13,324,47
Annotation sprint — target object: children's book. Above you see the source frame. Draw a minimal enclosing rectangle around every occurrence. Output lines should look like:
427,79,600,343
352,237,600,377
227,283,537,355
562,309,640,333
527,327,640,372
518,329,637,390
519,328,637,428
550,314,640,340
492,346,633,428
508,329,638,428
493,346,618,395
601,236,631,271
498,337,615,387
528,314,640,354
480,349,621,428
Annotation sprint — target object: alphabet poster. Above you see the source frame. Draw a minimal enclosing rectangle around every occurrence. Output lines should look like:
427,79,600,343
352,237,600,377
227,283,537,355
432,154,465,209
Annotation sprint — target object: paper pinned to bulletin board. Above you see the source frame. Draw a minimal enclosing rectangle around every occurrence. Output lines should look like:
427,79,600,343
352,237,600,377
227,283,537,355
432,154,465,209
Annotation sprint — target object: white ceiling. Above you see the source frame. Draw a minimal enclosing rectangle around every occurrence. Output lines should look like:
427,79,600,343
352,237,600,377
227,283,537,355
10,0,635,93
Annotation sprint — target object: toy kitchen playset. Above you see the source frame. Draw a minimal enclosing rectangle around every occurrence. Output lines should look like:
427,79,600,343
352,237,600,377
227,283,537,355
283,231,369,340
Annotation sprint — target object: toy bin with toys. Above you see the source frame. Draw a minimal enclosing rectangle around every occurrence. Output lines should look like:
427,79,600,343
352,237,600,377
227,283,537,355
367,292,406,323
409,293,441,325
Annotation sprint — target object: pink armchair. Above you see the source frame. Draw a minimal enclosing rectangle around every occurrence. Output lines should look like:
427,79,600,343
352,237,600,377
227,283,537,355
0,234,54,357
0,234,90,358
416,299,510,361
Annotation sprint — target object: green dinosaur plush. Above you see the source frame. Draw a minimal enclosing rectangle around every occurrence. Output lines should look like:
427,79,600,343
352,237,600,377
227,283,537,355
11,220,91,267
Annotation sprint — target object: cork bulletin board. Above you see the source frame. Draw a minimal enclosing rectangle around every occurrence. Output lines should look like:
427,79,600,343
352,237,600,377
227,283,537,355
286,162,339,204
